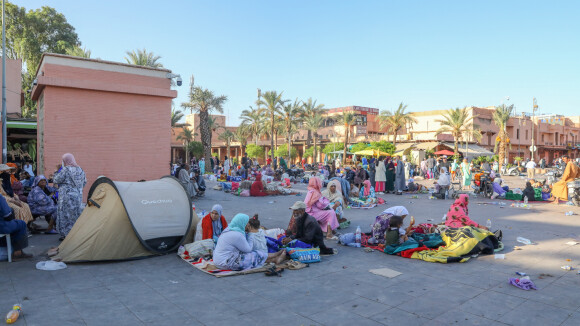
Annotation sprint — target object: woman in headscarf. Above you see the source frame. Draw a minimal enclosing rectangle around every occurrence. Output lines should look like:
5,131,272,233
445,194,488,229
370,206,409,245
491,177,507,199
27,175,58,234
7,163,27,202
385,157,395,193
450,159,459,182
250,174,268,196
434,167,451,193
199,158,205,175
350,179,377,208
460,158,472,190
354,164,366,188
394,156,406,195
53,153,87,240
212,213,269,270
304,177,339,239
178,164,197,198
223,156,230,176
368,158,376,188
322,179,346,223
202,204,228,242
521,181,536,202
375,158,386,193
0,164,33,224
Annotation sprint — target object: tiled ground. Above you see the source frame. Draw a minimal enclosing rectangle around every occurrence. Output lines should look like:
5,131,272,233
2,176,579,325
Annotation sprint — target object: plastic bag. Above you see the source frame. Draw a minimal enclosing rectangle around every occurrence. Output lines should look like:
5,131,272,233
286,247,320,263
36,261,67,271
263,228,285,238
194,219,203,242
183,239,215,259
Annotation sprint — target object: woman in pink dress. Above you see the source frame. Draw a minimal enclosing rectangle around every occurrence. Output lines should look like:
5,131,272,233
304,177,339,240
445,194,488,230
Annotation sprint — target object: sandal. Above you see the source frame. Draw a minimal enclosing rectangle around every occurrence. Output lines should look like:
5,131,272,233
12,252,33,259
264,266,284,277
44,229,58,235
326,236,339,241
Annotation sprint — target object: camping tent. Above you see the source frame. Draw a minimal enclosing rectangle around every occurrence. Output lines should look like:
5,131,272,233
54,176,195,262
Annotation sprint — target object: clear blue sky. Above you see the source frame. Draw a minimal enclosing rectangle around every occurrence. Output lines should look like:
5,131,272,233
21,0,580,125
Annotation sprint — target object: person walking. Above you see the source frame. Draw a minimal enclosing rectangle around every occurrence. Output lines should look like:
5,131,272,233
53,153,86,241
394,156,406,195
460,158,472,190
526,159,537,180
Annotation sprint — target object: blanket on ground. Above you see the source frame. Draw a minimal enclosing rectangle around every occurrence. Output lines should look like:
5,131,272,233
181,256,273,277
384,233,444,255
409,226,500,263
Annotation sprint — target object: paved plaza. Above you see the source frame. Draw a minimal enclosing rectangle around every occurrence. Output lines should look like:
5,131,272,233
2,176,580,326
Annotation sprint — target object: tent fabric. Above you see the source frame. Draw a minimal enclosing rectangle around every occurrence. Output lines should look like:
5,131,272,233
434,150,455,156
442,142,494,157
353,149,390,157
54,176,194,263
414,142,440,150
395,143,415,153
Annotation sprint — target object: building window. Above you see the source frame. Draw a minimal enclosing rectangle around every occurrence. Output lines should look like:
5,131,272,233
525,130,528,140
541,134,544,142
516,129,520,140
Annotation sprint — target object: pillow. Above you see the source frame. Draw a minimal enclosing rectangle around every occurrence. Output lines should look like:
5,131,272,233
286,247,320,263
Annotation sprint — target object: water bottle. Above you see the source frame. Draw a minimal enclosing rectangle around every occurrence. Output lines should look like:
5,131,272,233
523,196,528,205
486,219,491,229
6,304,21,324
516,237,533,245
355,226,362,244
445,189,449,200
442,214,447,221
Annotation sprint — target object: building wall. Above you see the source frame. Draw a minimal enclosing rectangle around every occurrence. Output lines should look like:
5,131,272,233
33,54,176,199
0,58,23,149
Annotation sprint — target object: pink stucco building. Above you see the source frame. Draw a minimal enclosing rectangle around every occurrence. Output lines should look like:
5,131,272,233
31,54,177,199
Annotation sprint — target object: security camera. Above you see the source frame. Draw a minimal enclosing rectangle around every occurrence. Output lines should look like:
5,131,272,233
166,73,182,86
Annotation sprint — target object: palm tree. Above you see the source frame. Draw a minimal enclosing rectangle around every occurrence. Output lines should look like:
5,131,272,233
124,49,163,68
301,98,325,146
240,106,263,145
176,128,194,163
258,91,288,164
218,130,234,159
171,109,185,134
303,113,325,163
493,104,514,165
181,78,228,164
66,46,91,58
435,107,480,156
233,126,250,159
339,111,356,164
281,99,303,159
378,102,417,146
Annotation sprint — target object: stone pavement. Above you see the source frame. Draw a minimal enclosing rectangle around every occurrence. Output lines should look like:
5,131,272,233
1,176,580,326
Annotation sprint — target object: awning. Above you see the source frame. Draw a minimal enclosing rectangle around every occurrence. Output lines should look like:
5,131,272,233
7,121,37,130
442,142,494,156
395,143,415,153
414,141,440,150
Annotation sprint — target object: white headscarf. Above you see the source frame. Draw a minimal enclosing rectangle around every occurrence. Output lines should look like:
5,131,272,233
382,206,409,216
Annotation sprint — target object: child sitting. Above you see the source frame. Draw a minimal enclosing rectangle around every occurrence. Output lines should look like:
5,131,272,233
247,214,287,264
384,215,415,246
246,214,267,254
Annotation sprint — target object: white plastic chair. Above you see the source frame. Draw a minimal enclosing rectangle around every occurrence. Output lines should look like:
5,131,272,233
0,234,12,262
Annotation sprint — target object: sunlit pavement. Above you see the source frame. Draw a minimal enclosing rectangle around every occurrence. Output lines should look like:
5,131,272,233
2,176,579,326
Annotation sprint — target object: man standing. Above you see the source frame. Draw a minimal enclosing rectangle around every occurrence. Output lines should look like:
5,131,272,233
241,153,250,180
525,159,537,180
394,155,406,195
550,155,580,203
427,155,435,179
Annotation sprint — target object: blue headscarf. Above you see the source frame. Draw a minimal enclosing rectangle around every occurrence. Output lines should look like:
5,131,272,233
228,213,249,234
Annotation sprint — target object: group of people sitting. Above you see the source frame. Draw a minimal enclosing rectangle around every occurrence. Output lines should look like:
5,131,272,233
197,202,335,271
1,153,87,260
175,164,206,199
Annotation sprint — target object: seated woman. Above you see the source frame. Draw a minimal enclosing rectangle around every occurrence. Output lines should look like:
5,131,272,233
0,194,32,259
282,201,334,255
445,194,488,230
27,175,58,234
370,206,409,245
0,164,33,225
250,174,269,196
434,167,451,193
350,180,376,207
522,182,536,202
491,178,508,199
201,204,228,242
304,178,339,240
212,213,268,271
322,179,347,223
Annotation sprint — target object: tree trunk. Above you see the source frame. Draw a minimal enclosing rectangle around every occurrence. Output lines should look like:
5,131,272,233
499,131,506,166
287,128,292,162
313,133,318,164
454,138,459,157
343,125,349,164
270,113,275,166
184,141,189,164
392,131,398,147
199,109,212,164
307,130,312,147
226,141,231,161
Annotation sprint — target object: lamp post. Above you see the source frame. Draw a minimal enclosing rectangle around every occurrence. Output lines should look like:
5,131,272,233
2,0,6,163
531,98,538,161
